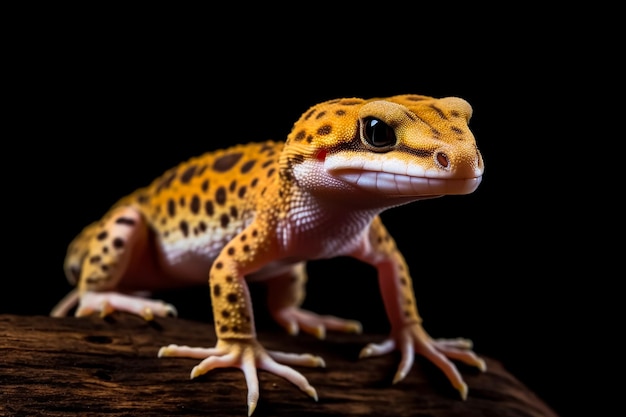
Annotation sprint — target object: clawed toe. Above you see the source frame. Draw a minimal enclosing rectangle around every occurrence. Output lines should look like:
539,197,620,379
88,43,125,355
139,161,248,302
273,307,362,339
158,338,320,415
75,291,177,320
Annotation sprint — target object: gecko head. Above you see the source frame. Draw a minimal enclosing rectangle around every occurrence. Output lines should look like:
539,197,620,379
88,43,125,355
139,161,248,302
283,94,484,205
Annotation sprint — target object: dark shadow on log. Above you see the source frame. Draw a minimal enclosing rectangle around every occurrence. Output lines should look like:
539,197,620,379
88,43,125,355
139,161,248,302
0,314,559,417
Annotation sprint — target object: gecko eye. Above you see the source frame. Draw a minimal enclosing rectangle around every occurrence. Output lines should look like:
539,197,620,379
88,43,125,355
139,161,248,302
362,117,396,149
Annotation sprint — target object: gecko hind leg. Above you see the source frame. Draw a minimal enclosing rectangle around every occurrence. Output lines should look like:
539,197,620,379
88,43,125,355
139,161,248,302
266,263,362,339
65,205,176,320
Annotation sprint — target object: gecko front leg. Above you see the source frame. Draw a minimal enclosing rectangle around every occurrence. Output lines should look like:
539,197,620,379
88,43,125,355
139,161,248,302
158,234,324,416
354,217,486,399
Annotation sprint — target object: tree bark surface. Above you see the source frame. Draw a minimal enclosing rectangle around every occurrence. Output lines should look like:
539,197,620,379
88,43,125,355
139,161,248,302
1,314,558,417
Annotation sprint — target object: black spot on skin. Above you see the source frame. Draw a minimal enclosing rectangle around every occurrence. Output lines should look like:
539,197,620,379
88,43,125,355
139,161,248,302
213,152,243,172
215,261,223,269
280,170,293,181
251,178,258,188
304,109,315,120
96,231,108,241
430,104,447,119
451,126,464,134
115,217,136,226
226,293,238,303
215,187,227,205
190,195,200,214
252,229,258,237
335,109,346,116
238,186,247,198
240,234,247,241
227,247,235,256
221,310,230,318
89,255,101,264
180,165,197,184
400,277,407,286
306,135,314,143
219,325,229,333
240,160,257,174
180,220,189,237
229,180,237,192
199,221,207,232
294,130,306,141
243,245,250,252
205,200,214,216
113,238,124,249
155,171,177,193
230,206,238,218
220,214,230,228
101,264,109,272
232,326,240,333
213,284,221,297
316,111,326,119
261,160,273,168
197,165,207,176
291,154,305,164
226,276,233,283
267,168,275,177
168,199,176,217
201,179,209,192
103,246,109,253
317,125,332,135
179,196,185,207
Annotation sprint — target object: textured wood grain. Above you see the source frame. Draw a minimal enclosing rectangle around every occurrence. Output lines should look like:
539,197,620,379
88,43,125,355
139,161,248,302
0,314,559,417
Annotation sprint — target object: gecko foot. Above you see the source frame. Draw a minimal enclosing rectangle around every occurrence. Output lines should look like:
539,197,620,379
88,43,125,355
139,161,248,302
158,339,323,416
75,290,177,320
359,323,486,400
271,306,362,339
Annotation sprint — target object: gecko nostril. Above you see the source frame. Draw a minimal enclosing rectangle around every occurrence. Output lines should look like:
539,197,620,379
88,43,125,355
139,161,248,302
435,152,449,169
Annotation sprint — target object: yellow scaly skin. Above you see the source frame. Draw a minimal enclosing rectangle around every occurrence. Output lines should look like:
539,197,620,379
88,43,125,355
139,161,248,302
53,94,486,415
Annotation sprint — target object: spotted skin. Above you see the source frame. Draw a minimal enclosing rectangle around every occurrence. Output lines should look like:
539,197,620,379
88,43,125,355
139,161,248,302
55,94,486,415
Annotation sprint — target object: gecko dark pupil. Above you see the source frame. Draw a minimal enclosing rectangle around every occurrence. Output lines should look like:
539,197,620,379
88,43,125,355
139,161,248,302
364,118,396,148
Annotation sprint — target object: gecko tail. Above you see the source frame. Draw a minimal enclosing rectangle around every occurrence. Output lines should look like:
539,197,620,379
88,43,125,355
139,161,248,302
50,288,80,317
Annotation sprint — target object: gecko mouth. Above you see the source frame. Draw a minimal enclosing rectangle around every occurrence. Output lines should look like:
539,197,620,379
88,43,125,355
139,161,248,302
331,170,482,196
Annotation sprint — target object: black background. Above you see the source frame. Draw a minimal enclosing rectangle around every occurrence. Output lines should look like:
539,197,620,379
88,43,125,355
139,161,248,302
4,8,608,417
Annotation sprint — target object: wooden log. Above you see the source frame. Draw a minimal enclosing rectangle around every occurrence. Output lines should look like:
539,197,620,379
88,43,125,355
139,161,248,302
0,314,559,417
